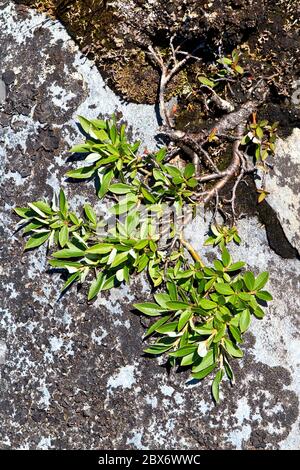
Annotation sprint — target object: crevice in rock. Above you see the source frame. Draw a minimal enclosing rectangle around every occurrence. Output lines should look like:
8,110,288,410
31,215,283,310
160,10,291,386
257,201,300,260
233,175,300,260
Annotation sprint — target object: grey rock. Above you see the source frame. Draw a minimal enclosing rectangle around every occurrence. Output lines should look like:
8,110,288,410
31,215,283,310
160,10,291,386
0,79,6,104
0,1,299,451
2,70,15,85
260,129,300,253
0,340,7,365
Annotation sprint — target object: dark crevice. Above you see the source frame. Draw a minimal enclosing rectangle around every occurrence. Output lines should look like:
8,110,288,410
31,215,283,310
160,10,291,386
231,175,300,260
257,201,300,260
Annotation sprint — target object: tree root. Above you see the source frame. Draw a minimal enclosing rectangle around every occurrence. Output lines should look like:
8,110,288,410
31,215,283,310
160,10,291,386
148,38,269,222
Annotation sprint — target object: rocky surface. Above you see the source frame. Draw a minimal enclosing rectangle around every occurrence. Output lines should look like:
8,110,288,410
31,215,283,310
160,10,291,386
0,1,299,450
260,129,300,254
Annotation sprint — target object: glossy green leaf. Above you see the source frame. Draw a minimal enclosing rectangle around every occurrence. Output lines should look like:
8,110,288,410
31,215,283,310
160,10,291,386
239,309,251,333
59,225,69,248
88,272,104,300
212,369,224,403
254,272,269,291
84,204,97,225
198,299,217,310
24,231,51,250
133,302,163,316
244,271,255,291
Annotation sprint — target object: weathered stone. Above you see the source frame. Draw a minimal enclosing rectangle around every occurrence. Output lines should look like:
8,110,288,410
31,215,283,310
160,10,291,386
0,340,7,365
0,79,6,104
0,1,299,451
2,70,15,85
260,129,300,254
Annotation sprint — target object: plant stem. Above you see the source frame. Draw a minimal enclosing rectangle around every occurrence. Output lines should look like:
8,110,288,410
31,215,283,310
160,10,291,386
179,235,205,267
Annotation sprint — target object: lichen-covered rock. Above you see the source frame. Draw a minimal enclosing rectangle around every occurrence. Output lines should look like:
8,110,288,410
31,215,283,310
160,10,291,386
0,2,299,450
260,129,300,254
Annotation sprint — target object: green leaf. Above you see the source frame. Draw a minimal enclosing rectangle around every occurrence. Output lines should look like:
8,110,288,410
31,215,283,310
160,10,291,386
59,225,69,248
144,315,171,338
62,272,80,291
155,321,178,334
153,293,171,308
256,126,264,140
141,186,156,203
198,299,217,310
224,359,234,381
153,169,169,184
184,163,195,179
59,189,67,216
164,164,182,178
238,292,252,301
144,344,173,355
14,207,34,218
49,260,82,269
215,283,234,295
213,323,226,343
134,240,148,250
32,201,53,216
253,306,265,319
234,64,244,75
192,363,216,380
192,349,214,373
169,345,197,358
110,251,129,268
229,325,243,343
24,231,51,250
52,248,85,258
221,247,231,267
243,271,255,291
255,290,273,301
166,301,190,311
27,202,47,218
78,115,92,134
66,166,95,179
167,281,178,301
109,183,133,194
84,153,102,163
133,302,163,316
226,261,245,272
198,76,215,88
186,177,198,188
101,274,116,291
98,169,114,199
137,253,149,273
223,338,243,358
213,260,224,271
239,309,251,333
88,272,104,300
218,57,232,65
69,144,91,153
254,272,269,291
178,310,192,331
212,369,224,403
155,147,167,162
85,243,114,254
179,352,197,366
110,200,137,215
23,222,44,233
84,204,97,225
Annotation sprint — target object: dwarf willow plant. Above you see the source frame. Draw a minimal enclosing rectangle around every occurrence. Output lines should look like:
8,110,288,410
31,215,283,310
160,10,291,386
15,116,272,403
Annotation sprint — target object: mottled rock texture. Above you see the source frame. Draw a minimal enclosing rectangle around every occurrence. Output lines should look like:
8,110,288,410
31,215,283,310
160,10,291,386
0,1,299,450
261,129,300,253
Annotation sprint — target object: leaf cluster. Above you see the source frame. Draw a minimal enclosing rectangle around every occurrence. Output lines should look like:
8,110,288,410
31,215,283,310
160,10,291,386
135,249,271,402
14,116,272,403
